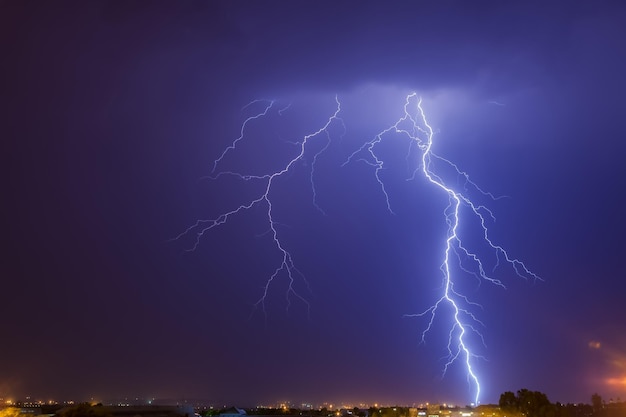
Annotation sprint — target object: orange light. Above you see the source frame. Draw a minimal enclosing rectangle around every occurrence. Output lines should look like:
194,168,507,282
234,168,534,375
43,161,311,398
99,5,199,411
605,376,626,387
588,341,601,349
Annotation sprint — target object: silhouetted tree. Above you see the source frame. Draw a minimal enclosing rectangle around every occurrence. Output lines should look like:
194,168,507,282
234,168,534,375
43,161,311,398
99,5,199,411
592,394,603,415
499,389,554,417
500,391,519,412
58,403,113,417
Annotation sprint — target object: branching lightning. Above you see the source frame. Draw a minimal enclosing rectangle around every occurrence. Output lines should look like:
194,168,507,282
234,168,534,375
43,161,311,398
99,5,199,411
176,91,539,404
175,97,343,320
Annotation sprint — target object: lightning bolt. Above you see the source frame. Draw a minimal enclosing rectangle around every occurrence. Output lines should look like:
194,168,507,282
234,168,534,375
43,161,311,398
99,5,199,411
344,93,540,405
175,97,343,320
176,91,539,404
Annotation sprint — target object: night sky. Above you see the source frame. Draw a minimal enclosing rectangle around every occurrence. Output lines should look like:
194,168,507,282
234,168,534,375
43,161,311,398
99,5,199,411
3,0,626,408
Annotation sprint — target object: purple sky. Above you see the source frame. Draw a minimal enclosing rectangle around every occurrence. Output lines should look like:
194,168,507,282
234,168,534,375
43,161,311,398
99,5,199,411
2,0,626,407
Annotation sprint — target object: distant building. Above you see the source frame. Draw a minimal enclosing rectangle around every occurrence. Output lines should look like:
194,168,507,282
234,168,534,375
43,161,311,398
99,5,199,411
219,407,247,417
19,407,43,415
427,405,440,417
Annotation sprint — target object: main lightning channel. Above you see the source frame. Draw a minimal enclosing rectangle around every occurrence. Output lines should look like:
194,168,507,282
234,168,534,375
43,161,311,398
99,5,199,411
413,96,482,405
344,93,539,404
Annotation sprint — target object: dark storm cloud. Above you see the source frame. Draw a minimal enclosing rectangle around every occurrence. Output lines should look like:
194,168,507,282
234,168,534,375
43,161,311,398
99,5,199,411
202,2,587,94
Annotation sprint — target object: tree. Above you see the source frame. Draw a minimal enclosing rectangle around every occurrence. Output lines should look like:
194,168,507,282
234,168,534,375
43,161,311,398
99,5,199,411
499,389,555,417
591,394,603,415
500,391,519,412
58,403,113,417
0,408,21,417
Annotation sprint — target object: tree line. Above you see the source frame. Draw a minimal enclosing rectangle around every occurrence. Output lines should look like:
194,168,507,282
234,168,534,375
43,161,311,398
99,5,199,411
499,389,625,417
